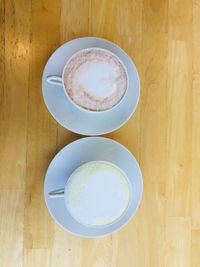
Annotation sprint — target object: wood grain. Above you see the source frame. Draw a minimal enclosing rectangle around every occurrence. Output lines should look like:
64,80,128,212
0,0,200,266
0,0,30,189
0,190,24,267
24,0,60,251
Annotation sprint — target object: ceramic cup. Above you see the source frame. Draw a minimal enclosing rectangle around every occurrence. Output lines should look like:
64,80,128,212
46,47,129,113
48,160,132,228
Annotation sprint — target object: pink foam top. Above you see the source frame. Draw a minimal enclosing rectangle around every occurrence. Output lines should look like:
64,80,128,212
63,48,128,111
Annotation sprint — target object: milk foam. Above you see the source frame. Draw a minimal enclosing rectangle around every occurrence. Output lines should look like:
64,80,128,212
63,48,128,111
75,61,117,98
65,161,130,227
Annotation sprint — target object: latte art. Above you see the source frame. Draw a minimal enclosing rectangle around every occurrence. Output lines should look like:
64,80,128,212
63,48,128,111
65,161,131,227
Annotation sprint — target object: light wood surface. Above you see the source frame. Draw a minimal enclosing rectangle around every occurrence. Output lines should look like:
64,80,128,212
0,0,200,266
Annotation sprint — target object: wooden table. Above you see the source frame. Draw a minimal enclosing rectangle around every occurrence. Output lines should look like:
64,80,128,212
0,0,200,266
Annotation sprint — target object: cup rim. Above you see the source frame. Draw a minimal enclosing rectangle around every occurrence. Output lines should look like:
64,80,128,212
63,160,133,228
61,47,129,114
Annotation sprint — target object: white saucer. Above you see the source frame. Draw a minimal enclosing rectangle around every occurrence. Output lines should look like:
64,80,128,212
42,37,140,135
44,137,143,237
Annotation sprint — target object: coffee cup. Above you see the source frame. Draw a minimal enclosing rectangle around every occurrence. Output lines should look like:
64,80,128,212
48,160,132,228
46,48,129,113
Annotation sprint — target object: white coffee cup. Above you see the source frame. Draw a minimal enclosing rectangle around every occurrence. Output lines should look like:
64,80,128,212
46,47,129,113
48,160,132,228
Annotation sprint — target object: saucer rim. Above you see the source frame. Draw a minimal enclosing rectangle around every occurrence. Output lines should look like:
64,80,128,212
42,37,140,136
44,137,143,238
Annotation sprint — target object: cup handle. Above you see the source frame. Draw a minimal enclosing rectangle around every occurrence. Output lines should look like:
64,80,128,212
46,75,63,86
48,188,65,198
